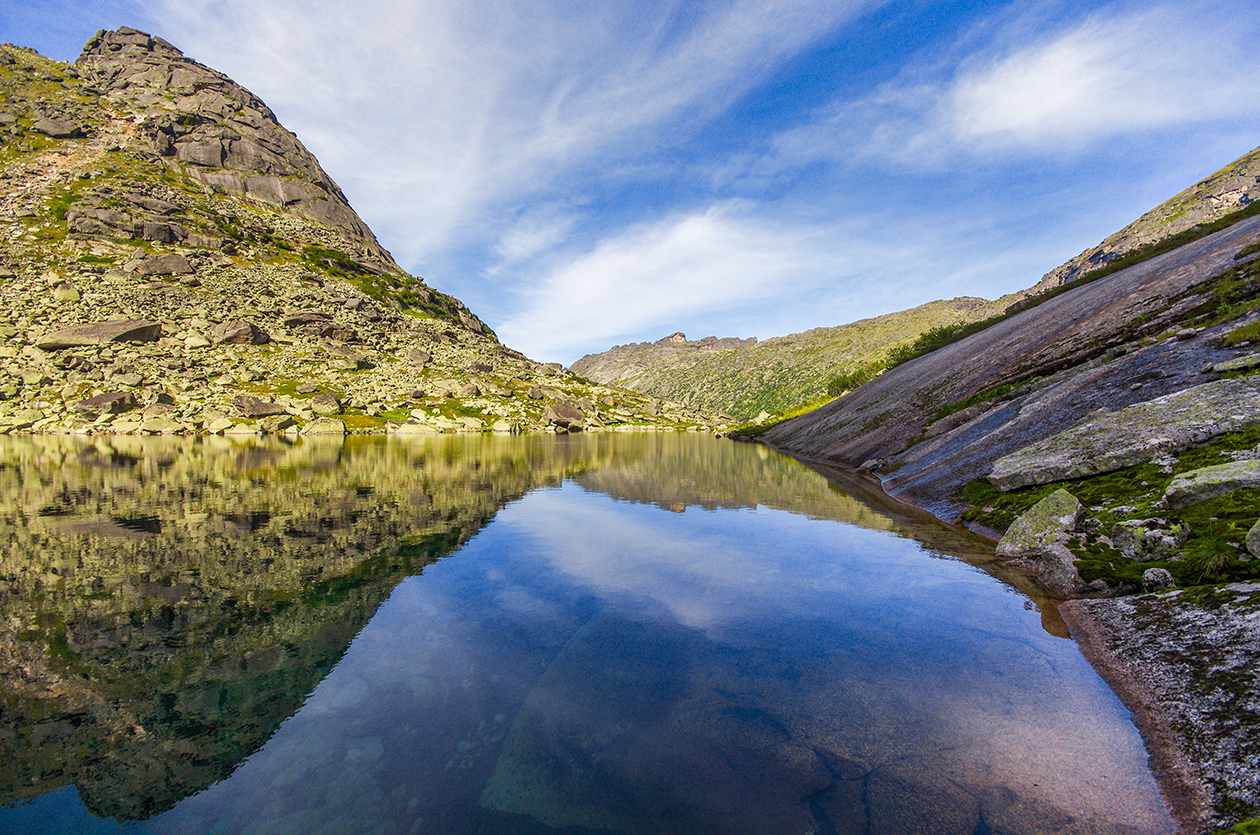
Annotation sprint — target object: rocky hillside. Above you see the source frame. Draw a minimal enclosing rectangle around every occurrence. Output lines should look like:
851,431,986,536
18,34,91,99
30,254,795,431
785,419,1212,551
571,298,1006,422
0,29,720,436
1036,145,1260,289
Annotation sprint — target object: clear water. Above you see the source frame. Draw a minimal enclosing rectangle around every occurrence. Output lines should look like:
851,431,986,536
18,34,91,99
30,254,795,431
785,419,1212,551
0,433,1176,834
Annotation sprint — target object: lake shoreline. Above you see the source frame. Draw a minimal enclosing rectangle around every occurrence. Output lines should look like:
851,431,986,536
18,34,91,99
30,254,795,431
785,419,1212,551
755,434,1231,835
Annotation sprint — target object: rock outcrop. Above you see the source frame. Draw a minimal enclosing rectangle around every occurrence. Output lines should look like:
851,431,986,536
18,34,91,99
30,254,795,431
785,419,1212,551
0,33,722,437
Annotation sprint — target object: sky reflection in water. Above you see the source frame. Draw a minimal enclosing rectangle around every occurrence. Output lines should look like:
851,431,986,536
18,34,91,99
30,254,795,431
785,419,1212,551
0,435,1176,834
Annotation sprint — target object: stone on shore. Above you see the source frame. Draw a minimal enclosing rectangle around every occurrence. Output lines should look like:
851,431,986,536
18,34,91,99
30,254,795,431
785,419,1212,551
988,378,1260,491
75,390,137,419
544,401,584,429
1163,460,1260,508
995,489,1087,597
302,417,345,436
1111,519,1191,562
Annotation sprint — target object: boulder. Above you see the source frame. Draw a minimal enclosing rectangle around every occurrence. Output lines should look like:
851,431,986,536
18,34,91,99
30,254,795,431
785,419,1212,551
138,253,193,275
310,393,342,415
1248,519,1260,557
406,348,431,366
232,395,288,418
1212,353,1260,373
32,118,84,138
1142,568,1176,593
457,383,480,398
989,377,1260,491
1163,461,1260,508
301,417,345,436
75,390,137,418
995,489,1083,558
1111,518,1191,562
37,319,161,350
208,320,269,345
995,489,1087,597
544,401,585,429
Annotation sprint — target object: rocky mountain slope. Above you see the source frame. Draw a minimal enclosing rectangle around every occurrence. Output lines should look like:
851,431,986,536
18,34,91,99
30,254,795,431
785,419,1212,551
0,29,719,436
572,297,1006,421
1035,146,1260,289
760,148,1260,831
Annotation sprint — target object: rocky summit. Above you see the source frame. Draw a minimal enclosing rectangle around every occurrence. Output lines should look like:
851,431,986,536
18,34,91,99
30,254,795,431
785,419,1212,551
0,29,720,437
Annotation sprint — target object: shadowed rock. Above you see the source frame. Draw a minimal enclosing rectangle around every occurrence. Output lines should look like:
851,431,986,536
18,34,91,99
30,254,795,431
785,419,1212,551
232,395,288,418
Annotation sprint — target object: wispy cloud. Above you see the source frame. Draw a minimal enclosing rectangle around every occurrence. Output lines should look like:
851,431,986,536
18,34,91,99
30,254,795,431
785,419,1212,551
146,0,884,267
494,201,1053,361
776,2,1260,166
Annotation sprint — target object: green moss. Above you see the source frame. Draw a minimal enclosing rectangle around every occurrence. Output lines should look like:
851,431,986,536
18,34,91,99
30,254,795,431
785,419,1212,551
1223,321,1260,348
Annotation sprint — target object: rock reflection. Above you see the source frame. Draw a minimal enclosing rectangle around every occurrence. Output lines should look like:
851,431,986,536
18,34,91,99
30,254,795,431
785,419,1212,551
0,434,604,820
0,434,1159,833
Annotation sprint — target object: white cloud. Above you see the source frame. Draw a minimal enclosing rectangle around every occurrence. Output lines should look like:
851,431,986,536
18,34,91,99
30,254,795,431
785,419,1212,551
145,0,884,267
494,204,841,359
775,2,1260,165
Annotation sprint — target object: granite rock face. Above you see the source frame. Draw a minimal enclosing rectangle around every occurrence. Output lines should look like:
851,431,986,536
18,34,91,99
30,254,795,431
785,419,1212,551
988,378,1260,491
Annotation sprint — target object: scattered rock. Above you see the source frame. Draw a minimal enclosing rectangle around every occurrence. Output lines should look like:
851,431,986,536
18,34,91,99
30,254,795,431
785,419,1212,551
208,320,270,345
32,118,83,138
1111,519,1191,562
1163,460,1260,508
37,319,162,350
138,253,193,276
302,417,345,436
544,401,584,429
1213,354,1260,373
75,391,137,418
995,489,1086,597
1248,520,1260,557
996,489,1083,558
310,393,342,415
232,395,288,418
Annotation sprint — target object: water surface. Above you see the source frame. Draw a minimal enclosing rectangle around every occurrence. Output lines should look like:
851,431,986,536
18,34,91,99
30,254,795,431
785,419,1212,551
0,434,1175,834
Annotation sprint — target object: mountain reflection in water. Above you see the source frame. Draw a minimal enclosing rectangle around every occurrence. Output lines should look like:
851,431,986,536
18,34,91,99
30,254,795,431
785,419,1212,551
0,434,1175,834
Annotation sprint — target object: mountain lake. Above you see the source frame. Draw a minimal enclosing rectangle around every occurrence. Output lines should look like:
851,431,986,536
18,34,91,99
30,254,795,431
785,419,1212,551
0,433,1177,834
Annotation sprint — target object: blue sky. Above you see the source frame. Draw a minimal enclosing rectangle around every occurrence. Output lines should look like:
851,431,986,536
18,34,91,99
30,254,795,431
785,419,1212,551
5,0,1260,363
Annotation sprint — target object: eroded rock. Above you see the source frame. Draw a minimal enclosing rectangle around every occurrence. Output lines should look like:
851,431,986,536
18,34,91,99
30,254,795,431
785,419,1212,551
37,319,162,350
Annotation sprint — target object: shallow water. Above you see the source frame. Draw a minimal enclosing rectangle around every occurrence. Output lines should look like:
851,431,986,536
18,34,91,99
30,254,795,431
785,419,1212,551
0,433,1176,834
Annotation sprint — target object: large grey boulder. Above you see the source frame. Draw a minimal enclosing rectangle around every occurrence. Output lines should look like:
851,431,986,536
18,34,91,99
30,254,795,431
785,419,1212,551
995,489,1083,558
1163,460,1260,508
544,401,584,429
75,390,137,418
232,395,288,418
1247,519,1260,557
138,253,194,275
37,319,162,350
301,417,345,436
33,118,83,138
995,489,1087,597
989,377,1260,491
310,393,342,415
208,320,269,345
